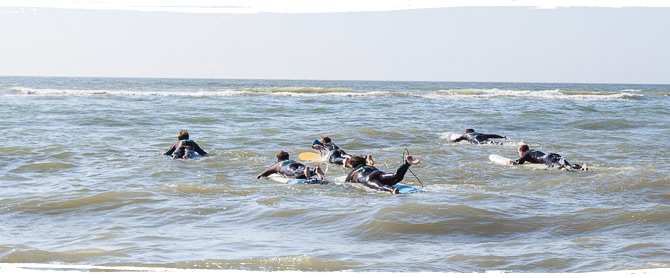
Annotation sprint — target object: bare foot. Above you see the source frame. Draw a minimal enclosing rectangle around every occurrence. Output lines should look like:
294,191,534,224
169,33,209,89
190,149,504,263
405,155,420,165
366,155,375,166
315,166,325,180
304,166,312,179
393,187,400,194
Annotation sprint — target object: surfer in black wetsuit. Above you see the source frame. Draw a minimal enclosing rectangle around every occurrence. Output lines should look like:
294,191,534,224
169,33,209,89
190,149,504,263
312,136,374,168
257,151,325,180
345,155,420,194
510,144,587,171
163,130,208,159
452,129,506,145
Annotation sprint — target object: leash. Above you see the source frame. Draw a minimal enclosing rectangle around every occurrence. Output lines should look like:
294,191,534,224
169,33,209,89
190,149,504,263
403,149,424,187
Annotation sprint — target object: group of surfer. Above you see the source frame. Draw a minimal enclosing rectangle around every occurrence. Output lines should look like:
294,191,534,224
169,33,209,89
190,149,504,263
450,129,587,171
164,128,586,194
164,131,420,194
256,136,421,194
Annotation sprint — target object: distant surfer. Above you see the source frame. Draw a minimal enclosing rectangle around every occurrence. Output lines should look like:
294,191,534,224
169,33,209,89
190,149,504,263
452,129,506,145
257,151,325,180
163,130,208,159
344,154,421,194
509,144,587,171
312,136,374,168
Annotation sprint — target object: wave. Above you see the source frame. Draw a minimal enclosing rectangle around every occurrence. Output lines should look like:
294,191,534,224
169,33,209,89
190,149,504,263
425,89,642,100
6,86,408,98
5,86,646,100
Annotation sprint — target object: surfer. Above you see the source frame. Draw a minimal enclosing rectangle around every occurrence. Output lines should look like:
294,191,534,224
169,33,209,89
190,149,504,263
510,144,587,171
257,151,325,180
344,154,421,194
452,128,506,145
312,136,374,167
163,130,208,159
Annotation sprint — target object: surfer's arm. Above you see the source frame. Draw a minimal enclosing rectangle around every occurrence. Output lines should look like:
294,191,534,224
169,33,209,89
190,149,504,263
483,134,506,139
192,142,208,156
452,135,466,142
345,169,357,182
163,143,177,156
257,164,280,179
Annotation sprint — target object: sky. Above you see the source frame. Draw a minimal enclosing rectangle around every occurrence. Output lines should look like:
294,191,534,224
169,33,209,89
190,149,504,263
1,0,669,84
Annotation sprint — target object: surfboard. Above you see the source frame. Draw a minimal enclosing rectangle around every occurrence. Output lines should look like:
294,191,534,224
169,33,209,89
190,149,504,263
166,152,202,159
392,184,422,194
489,154,548,170
267,174,325,184
489,154,512,166
299,152,322,161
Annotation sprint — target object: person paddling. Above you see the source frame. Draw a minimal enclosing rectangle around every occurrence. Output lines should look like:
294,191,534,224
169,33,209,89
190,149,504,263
257,151,325,180
452,128,506,145
344,154,421,194
163,130,208,159
312,136,374,168
509,144,588,171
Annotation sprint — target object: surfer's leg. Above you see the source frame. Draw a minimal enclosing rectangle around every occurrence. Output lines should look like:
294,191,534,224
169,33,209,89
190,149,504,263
303,166,312,179
314,166,325,179
361,174,395,193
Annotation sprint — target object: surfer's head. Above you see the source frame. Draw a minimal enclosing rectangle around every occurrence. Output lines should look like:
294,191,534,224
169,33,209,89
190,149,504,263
276,151,290,161
178,130,189,140
465,128,475,133
321,136,332,144
518,144,529,156
345,155,367,168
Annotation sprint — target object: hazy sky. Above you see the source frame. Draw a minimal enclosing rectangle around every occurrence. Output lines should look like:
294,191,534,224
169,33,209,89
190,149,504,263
1,1,669,84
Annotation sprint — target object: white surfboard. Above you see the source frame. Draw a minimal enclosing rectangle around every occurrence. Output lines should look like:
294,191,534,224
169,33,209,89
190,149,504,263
489,154,512,166
267,174,325,184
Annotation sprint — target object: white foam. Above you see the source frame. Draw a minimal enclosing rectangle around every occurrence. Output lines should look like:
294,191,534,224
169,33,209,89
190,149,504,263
424,88,641,100
7,86,407,98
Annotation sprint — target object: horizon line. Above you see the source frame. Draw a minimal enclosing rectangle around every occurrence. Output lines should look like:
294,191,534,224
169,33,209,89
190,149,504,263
2,74,668,86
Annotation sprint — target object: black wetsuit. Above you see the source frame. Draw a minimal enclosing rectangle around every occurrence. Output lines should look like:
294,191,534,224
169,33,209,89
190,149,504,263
453,132,505,144
164,139,207,158
320,142,348,165
345,162,412,193
512,150,583,170
259,160,315,179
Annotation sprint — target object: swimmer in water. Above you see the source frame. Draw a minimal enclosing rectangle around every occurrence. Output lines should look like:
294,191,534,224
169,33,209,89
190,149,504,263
163,130,208,159
312,136,374,168
257,151,325,180
344,154,421,194
509,144,588,171
452,128,506,145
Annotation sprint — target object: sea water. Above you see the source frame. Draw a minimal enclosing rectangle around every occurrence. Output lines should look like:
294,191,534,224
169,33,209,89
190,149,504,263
0,76,669,272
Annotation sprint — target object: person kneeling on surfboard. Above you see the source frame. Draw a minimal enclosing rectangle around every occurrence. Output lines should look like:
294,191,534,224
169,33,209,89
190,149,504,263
344,155,420,194
510,144,587,171
257,151,325,180
452,128,506,145
312,136,374,168
163,130,208,159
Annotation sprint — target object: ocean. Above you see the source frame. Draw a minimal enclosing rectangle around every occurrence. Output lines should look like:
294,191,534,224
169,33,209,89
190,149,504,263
0,76,669,272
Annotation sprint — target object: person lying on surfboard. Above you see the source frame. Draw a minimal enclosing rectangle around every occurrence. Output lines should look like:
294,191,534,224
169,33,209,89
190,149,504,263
452,128,506,145
344,154,420,194
311,136,374,168
257,151,325,180
509,144,587,171
163,130,208,159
